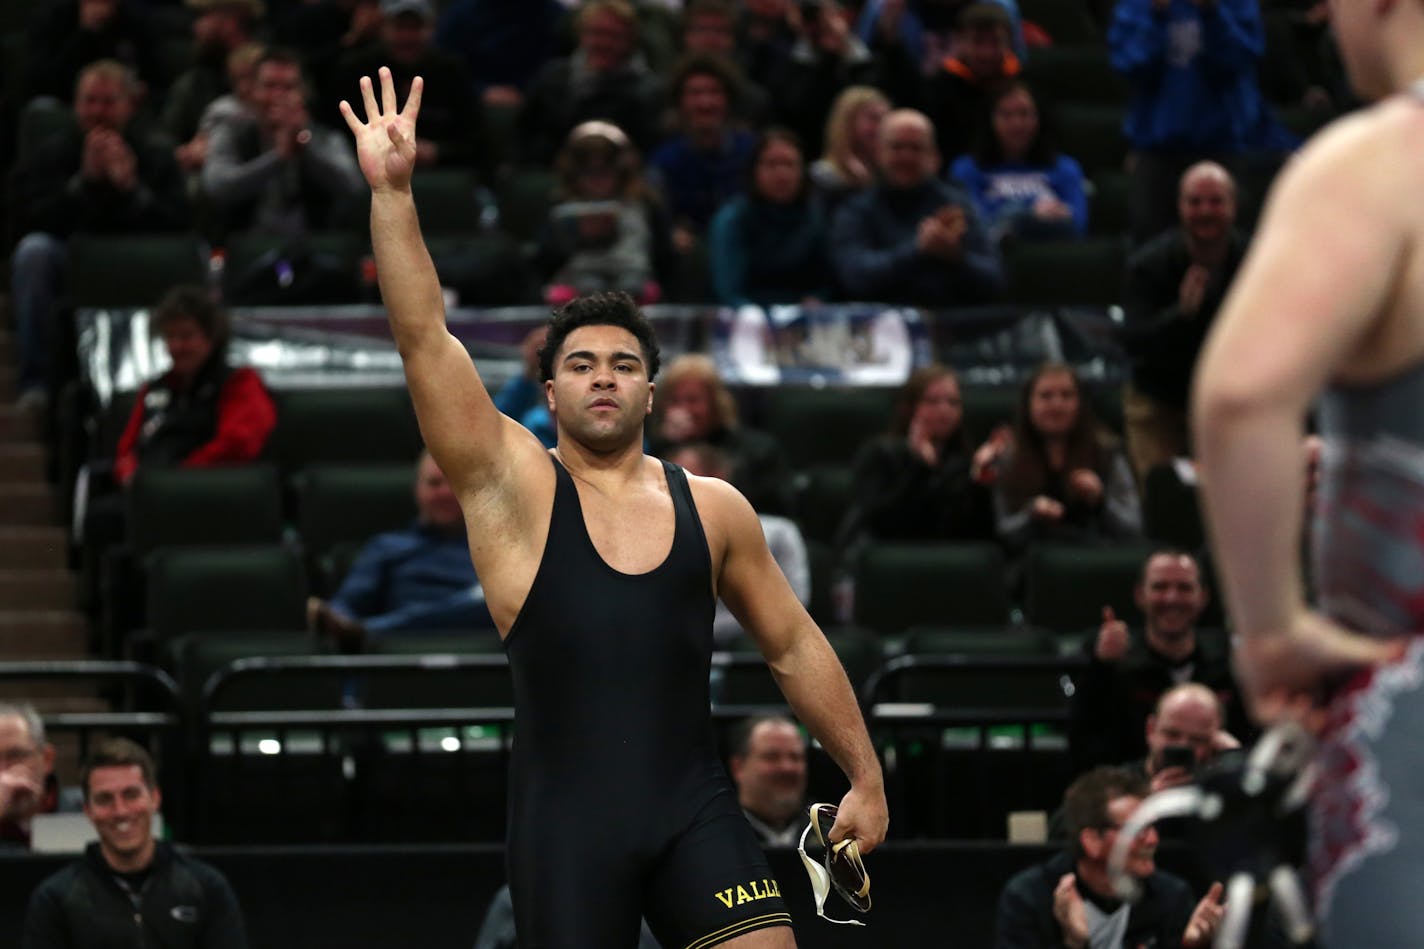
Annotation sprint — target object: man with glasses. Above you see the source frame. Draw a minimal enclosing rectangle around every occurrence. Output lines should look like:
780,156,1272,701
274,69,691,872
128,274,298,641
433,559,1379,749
994,766,1223,949
0,703,82,850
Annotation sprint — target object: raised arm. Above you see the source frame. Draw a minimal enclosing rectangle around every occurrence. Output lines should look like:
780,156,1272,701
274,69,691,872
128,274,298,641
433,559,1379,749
708,479,888,851
340,68,534,497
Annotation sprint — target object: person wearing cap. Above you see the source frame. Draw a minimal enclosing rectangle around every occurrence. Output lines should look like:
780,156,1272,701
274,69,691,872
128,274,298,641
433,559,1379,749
924,2,1022,165
324,0,489,177
165,0,266,173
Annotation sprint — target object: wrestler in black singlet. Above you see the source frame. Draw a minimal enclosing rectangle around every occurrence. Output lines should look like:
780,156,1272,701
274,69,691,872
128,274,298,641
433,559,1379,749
504,455,792,948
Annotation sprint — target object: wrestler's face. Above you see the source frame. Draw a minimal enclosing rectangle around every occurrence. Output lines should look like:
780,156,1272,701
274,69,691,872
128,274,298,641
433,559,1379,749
84,765,160,870
732,721,807,824
1136,553,1206,644
547,325,653,451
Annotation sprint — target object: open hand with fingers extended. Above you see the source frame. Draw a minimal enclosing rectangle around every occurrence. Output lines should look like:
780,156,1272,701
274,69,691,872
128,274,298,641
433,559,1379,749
339,66,424,194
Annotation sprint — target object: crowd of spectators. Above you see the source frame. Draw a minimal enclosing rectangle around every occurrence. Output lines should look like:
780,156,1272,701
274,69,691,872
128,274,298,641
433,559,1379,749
0,1,1355,933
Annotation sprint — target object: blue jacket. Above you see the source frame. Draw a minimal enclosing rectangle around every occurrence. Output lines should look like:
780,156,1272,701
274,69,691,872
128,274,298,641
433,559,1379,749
1109,0,1291,153
948,154,1089,239
829,178,1003,307
330,523,493,634
707,195,832,306
649,130,757,232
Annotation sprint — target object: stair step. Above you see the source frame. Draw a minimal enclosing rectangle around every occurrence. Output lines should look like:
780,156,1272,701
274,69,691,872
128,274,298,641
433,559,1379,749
0,611,87,657
0,405,38,443
0,527,67,569
0,484,58,526
0,571,75,611
0,444,45,482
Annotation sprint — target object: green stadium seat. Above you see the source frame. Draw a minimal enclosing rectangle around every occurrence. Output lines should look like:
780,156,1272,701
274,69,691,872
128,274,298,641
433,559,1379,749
295,463,417,563
364,633,511,709
762,386,896,471
960,385,1019,436
1022,543,1155,634
69,235,207,307
425,232,538,305
221,231,363,303
146,545,308,644
793,465,855,546
126,465,285,555
16,98,75,162
1018,0,1102,45
853,542,1010,635
1088,170,1130,237
1004,237,1128,308
269,388,423,474
410,168,484,233
1053,103,1128,178
495,166,555,243
1028,47,1126,108
172,630,336,711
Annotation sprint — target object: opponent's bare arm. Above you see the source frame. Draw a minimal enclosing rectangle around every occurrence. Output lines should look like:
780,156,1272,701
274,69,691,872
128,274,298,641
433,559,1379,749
1192,108,1412,718
705,479,889,851
339,68,539,497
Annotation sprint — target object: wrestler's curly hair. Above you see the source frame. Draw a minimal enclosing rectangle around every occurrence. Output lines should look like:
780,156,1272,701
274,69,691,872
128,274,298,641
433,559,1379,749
538,291,661,383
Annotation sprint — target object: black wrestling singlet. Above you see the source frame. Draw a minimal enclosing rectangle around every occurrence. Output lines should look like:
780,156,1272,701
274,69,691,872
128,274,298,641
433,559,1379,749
503,455,790,949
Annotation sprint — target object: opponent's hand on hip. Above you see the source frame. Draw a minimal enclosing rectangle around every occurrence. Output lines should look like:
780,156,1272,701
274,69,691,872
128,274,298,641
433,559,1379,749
1235,611,1407,730
828,782,889,854
339,66,422,194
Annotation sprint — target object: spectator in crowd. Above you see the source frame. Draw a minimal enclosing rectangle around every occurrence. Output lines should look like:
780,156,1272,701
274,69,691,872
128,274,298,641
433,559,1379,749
493,326,556,449
535,121,674,307
736,0,797,93
434,0,562,107
1119,162,1245,483
994,766,1223,949
8,60,189,409
201,47,365,239
839,364,996,548
77,286,276,613
1137,683,1240,794
925,3,1024,165
648,55,757,248
679,0,771,125
1109,0,1293,244
949,80,1088,245
728,715,810,847
174,42,268,182
164,0,265,174
708,128,831,308
1068,548,1242,774
26,0,166,103
985,361,1141,553
325,0,489,178
20,738,248,949
670,443,809,645
0,704,83,851
307,450,495,650
859,0,1025,109
830,109,1003,307
517,0,664,164
772,0,878,159
648,354,794,516
809,85,889,214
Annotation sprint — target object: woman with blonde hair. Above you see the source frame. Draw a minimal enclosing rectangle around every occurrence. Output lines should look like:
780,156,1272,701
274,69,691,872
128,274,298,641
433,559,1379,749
810,85,889,213
650,354,792,514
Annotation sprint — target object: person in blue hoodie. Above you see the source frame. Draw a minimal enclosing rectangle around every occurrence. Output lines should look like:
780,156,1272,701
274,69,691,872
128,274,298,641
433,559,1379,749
949,79,1088,244
1109,0,1295,244
708,128,832,307
830,108,1003,307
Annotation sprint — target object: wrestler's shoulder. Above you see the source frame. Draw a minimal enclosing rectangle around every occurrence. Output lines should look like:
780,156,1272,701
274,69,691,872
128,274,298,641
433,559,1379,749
1292,97,1424,177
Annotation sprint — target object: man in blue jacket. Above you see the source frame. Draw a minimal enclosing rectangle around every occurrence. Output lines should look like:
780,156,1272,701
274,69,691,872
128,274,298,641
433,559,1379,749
308,449,495,647
830,108,1003,307
1109,0,1293,244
